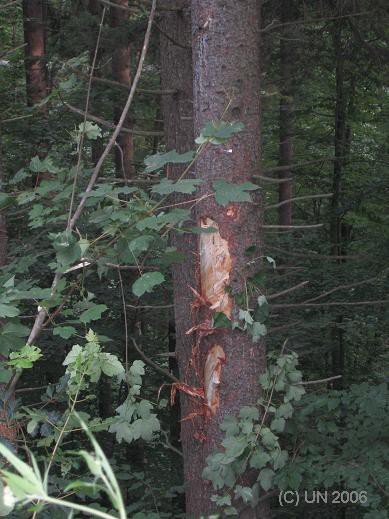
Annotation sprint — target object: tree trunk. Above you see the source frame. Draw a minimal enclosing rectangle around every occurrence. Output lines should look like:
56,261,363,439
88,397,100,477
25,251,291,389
175,1,267,516
0,126,14,445
110,0,134,178
278,0,295,226
0,125,7,269
23,0,47,109
330,20,346,390
23,0,49,185
159,2,194,514
88,0,104,167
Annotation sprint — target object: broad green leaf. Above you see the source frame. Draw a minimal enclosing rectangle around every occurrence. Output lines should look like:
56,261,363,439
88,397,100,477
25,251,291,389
144,150,194,173
252,322,267,342
270,417,286,433
250,451,271,470
132,272,165,297
196,121,245,144
77,121,102,140
79,304,108,324
258,468,275,492
151,178,202,195
8,345,42,369
53,326,77,339
213,180,259,206
100,353,124,377
0,304,19,318
51,231,82,268
234,485,253,504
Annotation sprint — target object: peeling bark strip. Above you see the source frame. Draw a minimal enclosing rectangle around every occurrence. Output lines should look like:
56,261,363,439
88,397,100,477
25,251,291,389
186,1,268,516
199,218,232,317
204,345,225,415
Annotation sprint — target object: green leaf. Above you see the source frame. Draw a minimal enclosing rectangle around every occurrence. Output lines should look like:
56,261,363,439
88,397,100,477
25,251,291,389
270,417,286,433
100,353,124,377
222,436,247,459
151,178,202,195
144,150,194,173
213,180,259,206
128,235,154,257
0,304,19,318
272,450,288,470
8,345,42,369
284,384,305,403
53,326,76,339
252,322,267,342
258,468,275,492
132,272,165,297
29,156,57,174
77,121,102,140
234,485,253,504
79,304,108,324
254,295,269,323
239,406,259,421
250,451,271,470
196,121,245,144
51,231,82,268
213,311,231,329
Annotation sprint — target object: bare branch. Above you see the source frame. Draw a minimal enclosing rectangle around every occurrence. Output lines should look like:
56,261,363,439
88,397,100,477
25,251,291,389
271,300,389,309
131,337,179,383
298,375,342,386
267,281,309,301
64,102,164,137
265,193,333,211
74,71,177,95
263,223,323,230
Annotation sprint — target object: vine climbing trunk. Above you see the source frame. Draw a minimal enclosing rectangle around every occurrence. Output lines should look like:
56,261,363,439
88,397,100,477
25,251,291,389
110,0,134,178
159,2,195,513
175,1,268,516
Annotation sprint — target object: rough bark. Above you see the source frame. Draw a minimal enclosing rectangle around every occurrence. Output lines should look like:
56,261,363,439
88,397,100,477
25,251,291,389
180,1,267,516
278,0,295,226
110,0,134,178
159,2,196,513
22,0,47,109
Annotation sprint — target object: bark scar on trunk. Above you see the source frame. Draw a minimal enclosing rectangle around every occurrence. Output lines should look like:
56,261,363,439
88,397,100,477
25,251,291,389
199,217,232,318
204,344,226,415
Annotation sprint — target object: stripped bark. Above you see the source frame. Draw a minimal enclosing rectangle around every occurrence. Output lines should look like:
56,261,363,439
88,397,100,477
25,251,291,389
110,0,134,178
183,0,268,515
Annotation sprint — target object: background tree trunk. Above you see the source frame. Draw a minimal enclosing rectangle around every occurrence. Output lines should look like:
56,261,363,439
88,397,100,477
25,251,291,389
182,1,268,516
159,1,194,513
110,0,134,178
23,0,47,109
278,0,296,226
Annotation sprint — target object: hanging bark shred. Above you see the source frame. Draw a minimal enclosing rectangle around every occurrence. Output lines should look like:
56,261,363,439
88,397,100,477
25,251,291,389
204,344,226,415
199,218,232,317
